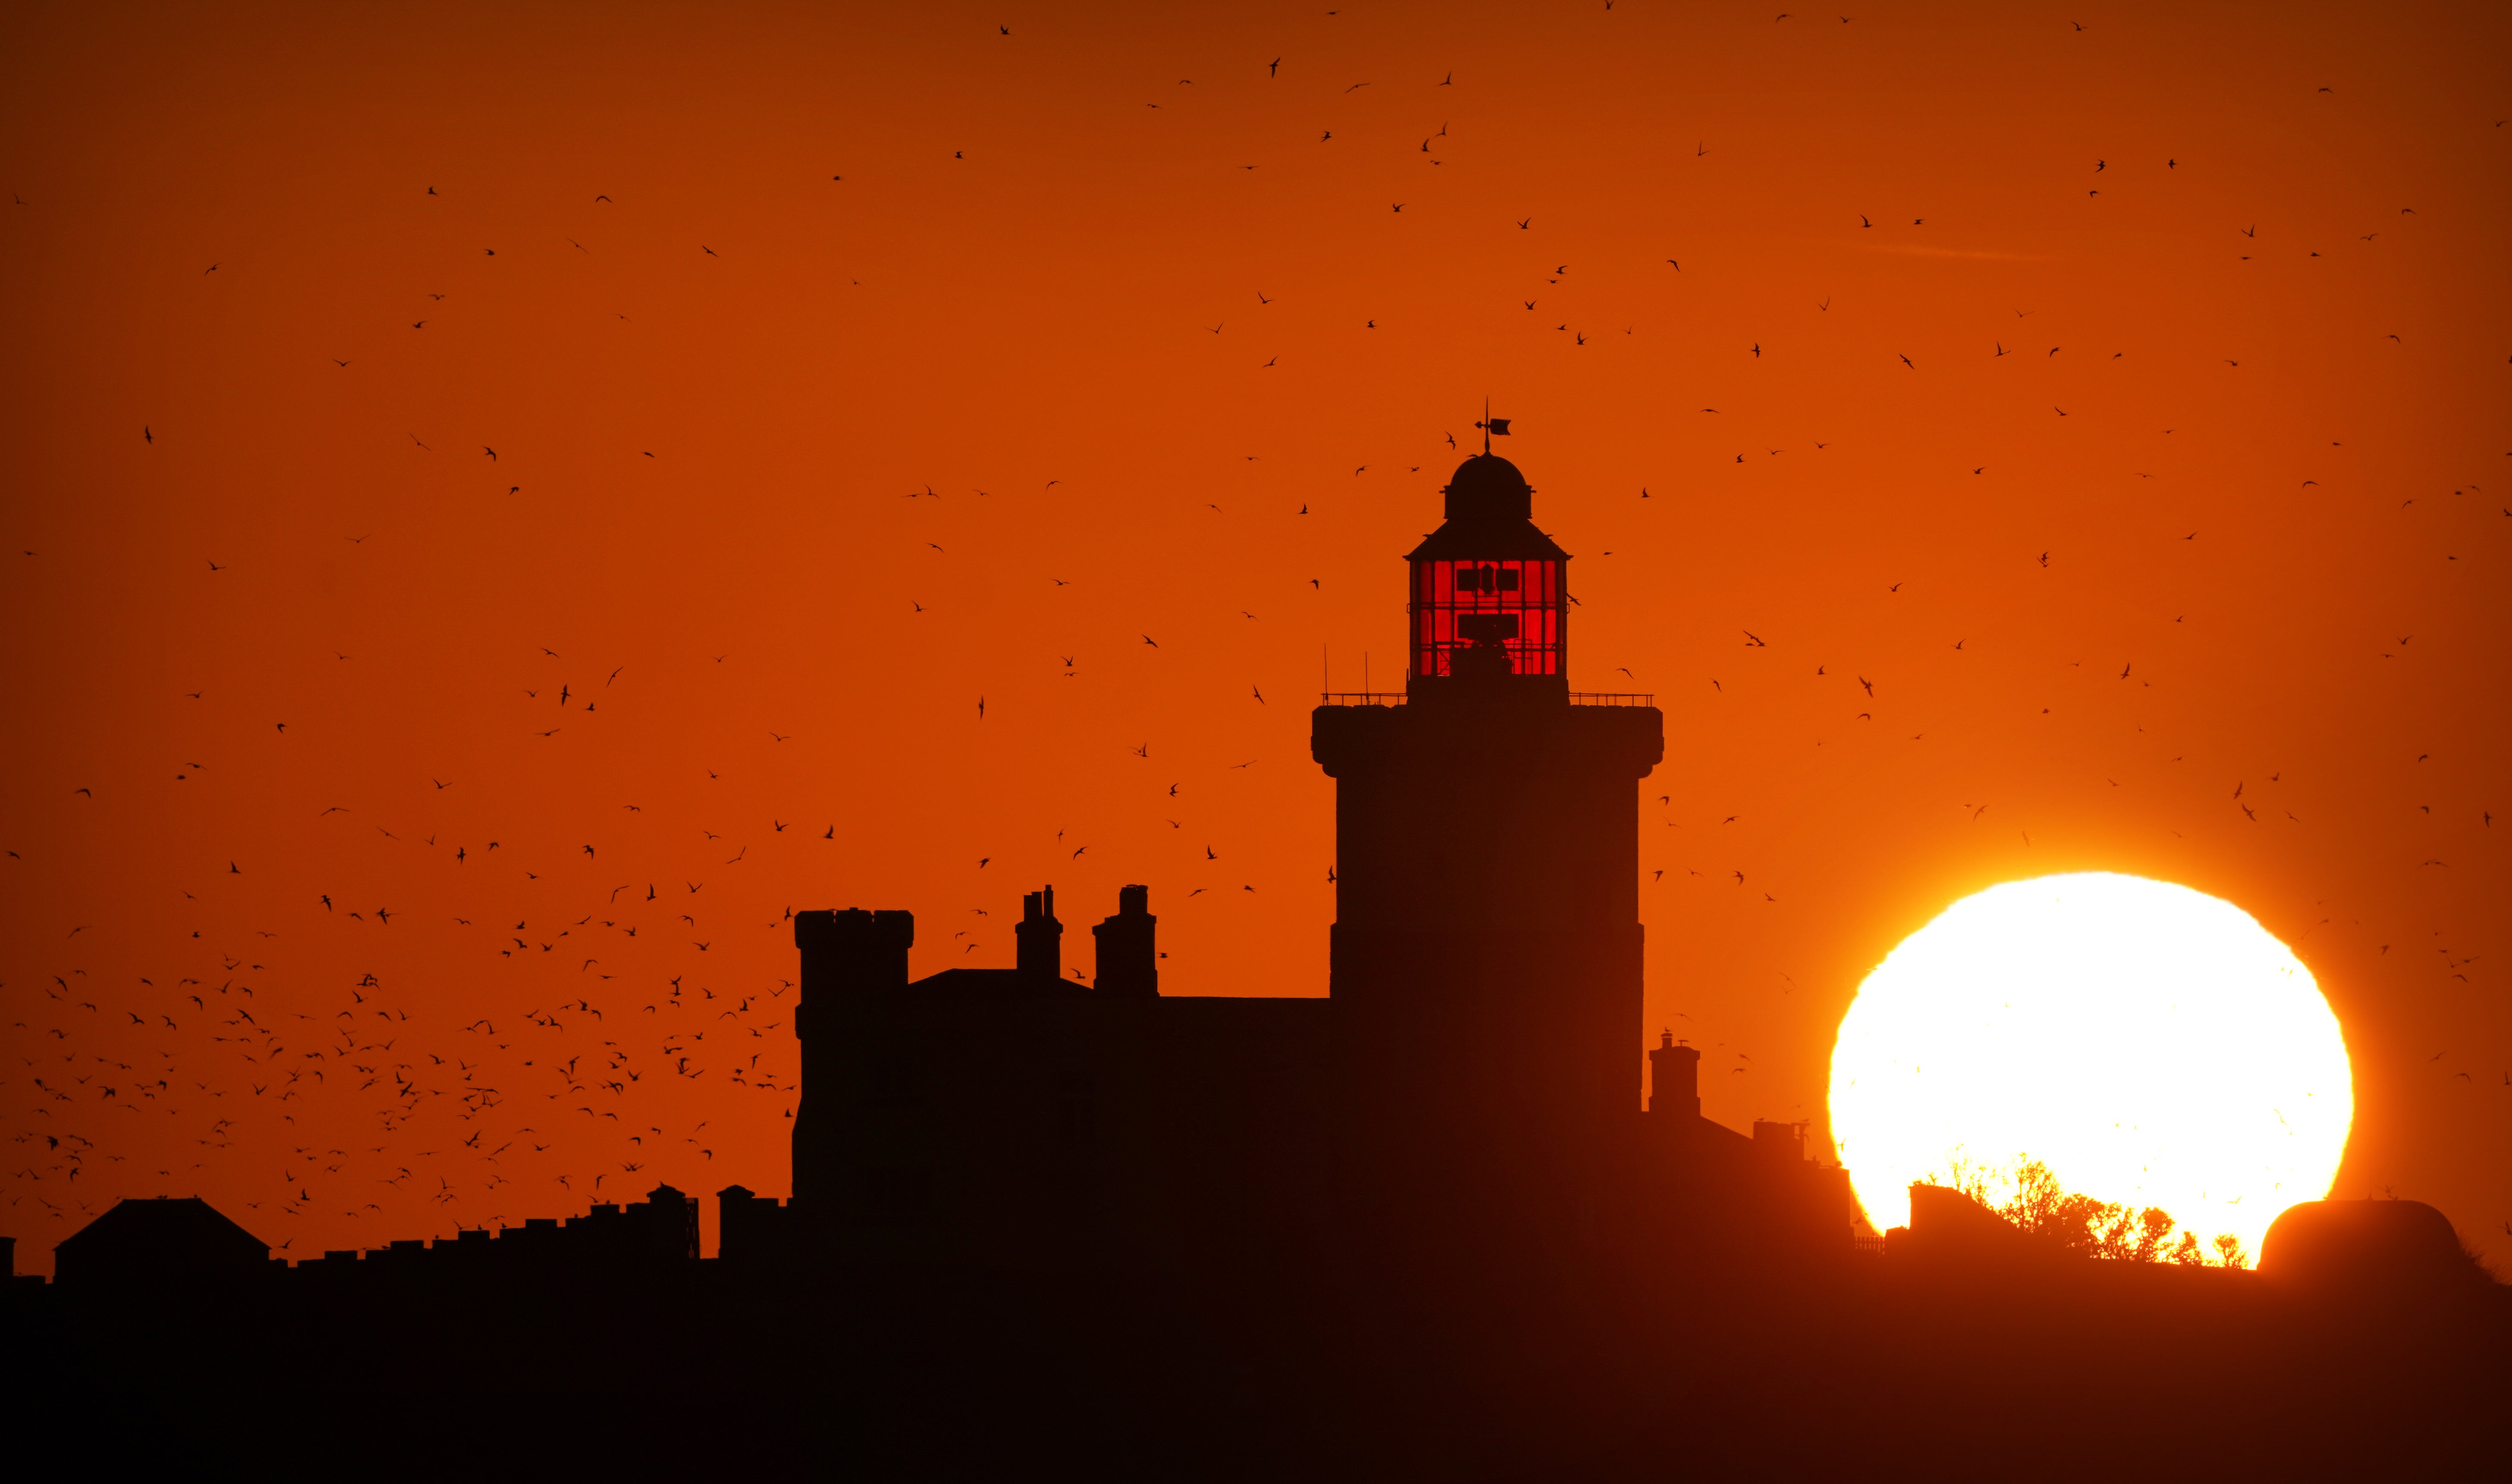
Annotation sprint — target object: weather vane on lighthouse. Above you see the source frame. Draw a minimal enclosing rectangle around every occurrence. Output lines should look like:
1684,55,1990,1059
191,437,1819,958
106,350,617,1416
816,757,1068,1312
1473,397,1511,454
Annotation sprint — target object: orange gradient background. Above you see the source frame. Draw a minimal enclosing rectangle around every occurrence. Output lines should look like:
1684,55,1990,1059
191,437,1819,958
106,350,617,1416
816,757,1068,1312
3,2,2507,1274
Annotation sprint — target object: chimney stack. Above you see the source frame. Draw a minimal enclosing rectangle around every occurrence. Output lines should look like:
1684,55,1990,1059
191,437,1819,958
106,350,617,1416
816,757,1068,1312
1648,1030,1699,1117
1016,886,1063,982
1092,885,1159,998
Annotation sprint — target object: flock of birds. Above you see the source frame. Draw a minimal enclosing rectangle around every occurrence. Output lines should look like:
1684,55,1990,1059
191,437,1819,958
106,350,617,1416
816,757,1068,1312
6,18,2506,1267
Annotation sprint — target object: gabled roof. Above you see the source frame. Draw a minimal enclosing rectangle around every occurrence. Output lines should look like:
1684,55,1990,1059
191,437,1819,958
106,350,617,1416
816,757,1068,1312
911,966,1100,1001
55,1196,268,1269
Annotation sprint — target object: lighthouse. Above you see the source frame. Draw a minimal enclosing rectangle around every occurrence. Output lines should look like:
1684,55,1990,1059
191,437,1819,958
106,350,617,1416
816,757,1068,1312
1312,442,1664,1257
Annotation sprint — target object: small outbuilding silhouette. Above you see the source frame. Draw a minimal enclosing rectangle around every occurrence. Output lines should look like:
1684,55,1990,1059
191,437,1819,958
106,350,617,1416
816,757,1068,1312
52,1195,269,1289
2259,1198,2487,1294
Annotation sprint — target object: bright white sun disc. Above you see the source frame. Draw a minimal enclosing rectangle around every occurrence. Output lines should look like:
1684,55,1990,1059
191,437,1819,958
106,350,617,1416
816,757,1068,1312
1827,873,2352,1260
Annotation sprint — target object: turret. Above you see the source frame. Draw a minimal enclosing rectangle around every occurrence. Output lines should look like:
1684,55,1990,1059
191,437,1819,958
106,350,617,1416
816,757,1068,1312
791,908,914,1211
793,908,914,1042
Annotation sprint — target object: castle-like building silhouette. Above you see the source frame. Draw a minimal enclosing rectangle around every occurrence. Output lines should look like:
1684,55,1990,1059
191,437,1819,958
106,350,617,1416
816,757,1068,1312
747,445,1858,1287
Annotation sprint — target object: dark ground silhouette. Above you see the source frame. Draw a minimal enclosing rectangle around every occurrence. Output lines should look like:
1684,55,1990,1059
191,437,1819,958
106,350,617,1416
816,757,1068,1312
9,1207,2503,1478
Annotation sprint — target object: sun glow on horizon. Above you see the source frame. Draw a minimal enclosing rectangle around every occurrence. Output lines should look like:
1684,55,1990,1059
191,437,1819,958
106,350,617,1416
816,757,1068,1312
1828,873,2354,1260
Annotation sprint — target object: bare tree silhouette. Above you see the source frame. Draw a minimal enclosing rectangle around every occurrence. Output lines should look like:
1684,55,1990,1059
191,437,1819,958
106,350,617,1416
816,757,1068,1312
1926,1152,2247,1268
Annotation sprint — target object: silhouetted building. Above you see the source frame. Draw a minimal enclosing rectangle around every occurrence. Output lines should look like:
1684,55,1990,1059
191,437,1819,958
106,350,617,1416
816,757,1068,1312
784,447,1856,1289
2261,1198,2489,1295
51,1195,269,1290
716,1183,802,1266
788,890,1334,1277
1887,1182,2047,1267
48,1183,701,1296
433,1182,698,1268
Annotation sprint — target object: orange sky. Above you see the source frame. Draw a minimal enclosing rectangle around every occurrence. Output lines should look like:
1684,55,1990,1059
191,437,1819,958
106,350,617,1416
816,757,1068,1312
3,1,2507,1276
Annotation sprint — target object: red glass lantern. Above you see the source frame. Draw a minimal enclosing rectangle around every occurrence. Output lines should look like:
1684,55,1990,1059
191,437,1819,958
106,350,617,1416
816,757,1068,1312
1407,455,1569,691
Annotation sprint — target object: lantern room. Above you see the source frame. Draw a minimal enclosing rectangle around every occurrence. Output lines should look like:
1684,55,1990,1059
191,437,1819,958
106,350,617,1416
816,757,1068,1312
1407,452,1570,694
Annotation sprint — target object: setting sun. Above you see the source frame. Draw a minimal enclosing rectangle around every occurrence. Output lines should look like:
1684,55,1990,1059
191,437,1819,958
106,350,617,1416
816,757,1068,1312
1829,873,2353,1259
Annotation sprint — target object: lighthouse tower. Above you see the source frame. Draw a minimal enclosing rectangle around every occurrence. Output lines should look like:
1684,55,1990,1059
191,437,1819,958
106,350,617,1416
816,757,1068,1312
1312,443,1664,1258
